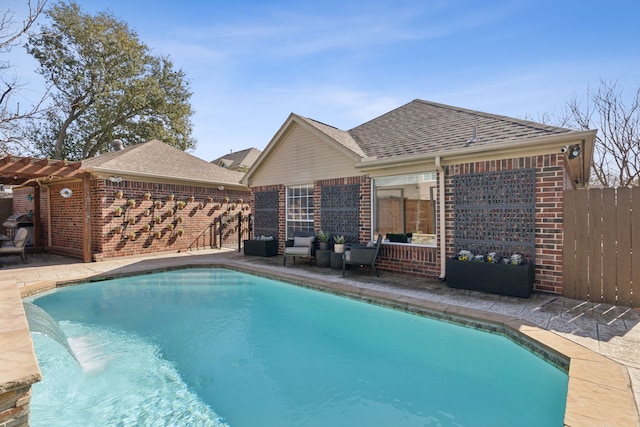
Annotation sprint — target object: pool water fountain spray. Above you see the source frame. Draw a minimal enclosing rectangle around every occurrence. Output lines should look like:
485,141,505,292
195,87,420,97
23,302,82,367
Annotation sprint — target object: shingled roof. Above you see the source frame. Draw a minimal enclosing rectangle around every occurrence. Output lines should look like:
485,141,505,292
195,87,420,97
348,99,575,159
211,147,261,171
81,139,245,186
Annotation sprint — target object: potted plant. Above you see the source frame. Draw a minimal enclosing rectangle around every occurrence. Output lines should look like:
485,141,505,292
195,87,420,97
154,230,162,239
114,225,123,234
113,207,124,217
317,230,330,250
154,200,163,208
207,196,214,203
223,196,229,203
115,190,124,199
229,203,237,211
177,229,185,236
177,201,186,210
198,202,204,210
213,203,221,209
142,224,151,232
167,193,175,201
127,199,136,208
128,231,137,241
188,196,195,203
333,235,346,253
128,217,136,225
176,216,183,223
167,208,174,216
166,223,174,231
143,208,151,217
143,192,152,201
154,216,162,224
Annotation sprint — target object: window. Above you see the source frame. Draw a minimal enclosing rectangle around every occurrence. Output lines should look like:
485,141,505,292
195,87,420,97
286,185,314,238
373,172,437,243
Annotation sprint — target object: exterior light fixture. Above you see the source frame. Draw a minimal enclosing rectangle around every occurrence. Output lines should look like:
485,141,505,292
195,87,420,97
568,145,581,159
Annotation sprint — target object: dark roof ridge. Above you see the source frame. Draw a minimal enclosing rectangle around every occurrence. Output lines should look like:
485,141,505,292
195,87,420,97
303,116,342,131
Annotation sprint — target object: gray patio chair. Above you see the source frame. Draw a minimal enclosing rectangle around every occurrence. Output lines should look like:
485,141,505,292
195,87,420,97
342,234,383,277
0,227,28,263
283,231,316,267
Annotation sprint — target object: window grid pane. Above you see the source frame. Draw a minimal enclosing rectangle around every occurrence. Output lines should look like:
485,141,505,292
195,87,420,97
286,185,314,238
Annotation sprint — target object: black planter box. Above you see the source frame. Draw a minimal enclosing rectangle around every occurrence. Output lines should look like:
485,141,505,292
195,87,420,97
243,239,278,257
330,252,343,270
446,259,534,298
316,249,331,267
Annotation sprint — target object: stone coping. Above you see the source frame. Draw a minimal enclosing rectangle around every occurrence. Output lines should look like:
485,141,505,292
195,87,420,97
0,281,42,395
12,263,640,426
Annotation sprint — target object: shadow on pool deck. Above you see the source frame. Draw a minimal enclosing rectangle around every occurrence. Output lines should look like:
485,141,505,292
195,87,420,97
4,248,640,424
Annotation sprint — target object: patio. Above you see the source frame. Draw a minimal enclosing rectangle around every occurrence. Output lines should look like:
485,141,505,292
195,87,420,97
2,249,639,425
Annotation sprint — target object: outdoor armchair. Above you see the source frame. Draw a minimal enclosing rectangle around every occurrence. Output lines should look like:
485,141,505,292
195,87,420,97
0,227,28,263
342,234,383,277
283,231,316,267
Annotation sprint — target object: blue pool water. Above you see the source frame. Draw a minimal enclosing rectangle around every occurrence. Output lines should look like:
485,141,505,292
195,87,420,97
29,269,568,426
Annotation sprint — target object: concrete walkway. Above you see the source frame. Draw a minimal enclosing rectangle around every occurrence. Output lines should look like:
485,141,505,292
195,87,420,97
2,249,640,423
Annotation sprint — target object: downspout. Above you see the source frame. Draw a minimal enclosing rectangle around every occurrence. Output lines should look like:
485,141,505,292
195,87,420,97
435,156,446,280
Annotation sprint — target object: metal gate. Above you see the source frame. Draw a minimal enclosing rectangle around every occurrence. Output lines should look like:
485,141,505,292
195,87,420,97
187,213,252,252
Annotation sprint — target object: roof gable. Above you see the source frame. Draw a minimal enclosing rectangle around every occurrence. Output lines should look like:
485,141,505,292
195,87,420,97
211,147,262,170
81,139,245,186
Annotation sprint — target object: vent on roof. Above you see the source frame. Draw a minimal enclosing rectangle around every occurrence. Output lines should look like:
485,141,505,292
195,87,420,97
465,126,481,146
111,139,124,151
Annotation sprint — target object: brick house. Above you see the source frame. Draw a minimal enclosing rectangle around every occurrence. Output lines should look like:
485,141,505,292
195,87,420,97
242,99,596,294
11,139,250,261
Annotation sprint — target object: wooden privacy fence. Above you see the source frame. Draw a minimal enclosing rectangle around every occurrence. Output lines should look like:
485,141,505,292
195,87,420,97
563,187,640,307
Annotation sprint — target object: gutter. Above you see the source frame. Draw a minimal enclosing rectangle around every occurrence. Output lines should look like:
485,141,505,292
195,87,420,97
81,167,250,191
435,156,446,280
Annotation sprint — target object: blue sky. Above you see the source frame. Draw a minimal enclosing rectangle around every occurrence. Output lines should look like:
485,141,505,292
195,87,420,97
9,0,640,161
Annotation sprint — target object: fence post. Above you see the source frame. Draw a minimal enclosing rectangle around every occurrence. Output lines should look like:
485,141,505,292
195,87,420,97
218,214,223,249
237,213,242,252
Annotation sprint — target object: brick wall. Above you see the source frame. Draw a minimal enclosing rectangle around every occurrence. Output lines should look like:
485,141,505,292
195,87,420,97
48,182,85,257
445,154,567,293
250,154,568,293
94,179,251,260
10,188,32,218
39,178,250,260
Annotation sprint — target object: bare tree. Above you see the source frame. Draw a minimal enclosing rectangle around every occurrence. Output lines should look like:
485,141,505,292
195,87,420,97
564,79,640,188
0,0,48,154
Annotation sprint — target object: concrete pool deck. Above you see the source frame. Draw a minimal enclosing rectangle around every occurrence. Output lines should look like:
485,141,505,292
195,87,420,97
1,248,639,426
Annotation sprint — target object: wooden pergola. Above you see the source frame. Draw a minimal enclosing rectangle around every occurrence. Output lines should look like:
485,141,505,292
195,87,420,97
0,155,92,262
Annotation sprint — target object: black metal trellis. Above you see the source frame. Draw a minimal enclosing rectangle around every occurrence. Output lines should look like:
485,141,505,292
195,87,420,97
453,169,536,262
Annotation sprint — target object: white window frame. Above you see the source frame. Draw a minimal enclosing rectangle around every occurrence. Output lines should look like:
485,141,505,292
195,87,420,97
285,184,314,239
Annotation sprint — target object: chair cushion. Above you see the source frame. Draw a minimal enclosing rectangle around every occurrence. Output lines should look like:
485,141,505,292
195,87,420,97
0,246,22,254
285,246,311,256
293,235,315,247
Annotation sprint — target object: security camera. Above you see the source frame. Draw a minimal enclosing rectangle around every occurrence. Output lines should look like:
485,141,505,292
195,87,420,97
560,146,568,153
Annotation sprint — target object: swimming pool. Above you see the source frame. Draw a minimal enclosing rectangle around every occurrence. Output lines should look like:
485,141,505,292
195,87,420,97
28,268,568,426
